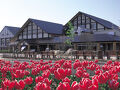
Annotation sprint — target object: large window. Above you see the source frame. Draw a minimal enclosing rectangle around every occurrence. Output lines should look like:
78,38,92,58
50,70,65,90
91,23,96,30
1,38,5,46
18,22,51,40
19,34,22,39
38,29,42,38
6,38,10,46
43,32,48,38
97,24,104,31
23,28,27,39
33,23,37,39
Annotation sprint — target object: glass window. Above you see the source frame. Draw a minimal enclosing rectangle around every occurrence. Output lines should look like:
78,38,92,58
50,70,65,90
28,34,32,39
33,29,37,34
28,30,32,34
91,23,96,30
82,19,85,24
49,34,52,37
74,19,77,26
28,22,32,25
43,32,48,38
38,27,41,30
23,35,27,39
98,24,104,29
91,19,95,23
28,26,32,30
33,23,37,29
38,33,42,38
38,29,42,33
19,35,22,39
6,38,10,45
33,34,37,38
86,24,90,29
82,14,85,20
86,17,90,23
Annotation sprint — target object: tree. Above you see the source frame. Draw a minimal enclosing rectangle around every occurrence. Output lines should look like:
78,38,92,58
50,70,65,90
65,22,74,47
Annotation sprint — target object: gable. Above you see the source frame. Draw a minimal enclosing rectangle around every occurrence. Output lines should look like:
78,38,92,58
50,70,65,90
64,11,119,32
0,27,14,38
30,18,63,34
17,20,52,40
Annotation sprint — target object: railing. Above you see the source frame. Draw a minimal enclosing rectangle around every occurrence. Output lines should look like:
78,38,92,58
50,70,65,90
1,50,120,60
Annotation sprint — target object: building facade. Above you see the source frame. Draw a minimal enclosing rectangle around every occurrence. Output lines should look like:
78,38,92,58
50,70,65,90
0,26,20,51
6,11,120,58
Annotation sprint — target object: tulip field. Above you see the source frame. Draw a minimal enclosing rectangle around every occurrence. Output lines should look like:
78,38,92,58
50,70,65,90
0,59,120,90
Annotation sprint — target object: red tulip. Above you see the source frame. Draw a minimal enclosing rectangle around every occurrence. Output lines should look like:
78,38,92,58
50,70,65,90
57,82,70,90
24,77,33,85
62,77,71,84
71,81,80,90
42,70,50,78
98,73,107,84
35,76,44,83
54,68,66,80
94,59,98,63
34,82,51,90
109,79,119,90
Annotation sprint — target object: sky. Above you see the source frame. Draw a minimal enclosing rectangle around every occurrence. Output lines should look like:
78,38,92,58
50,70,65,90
0,0,120,31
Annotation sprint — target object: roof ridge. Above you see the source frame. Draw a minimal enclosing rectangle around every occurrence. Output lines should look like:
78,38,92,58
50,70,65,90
29,18,63,25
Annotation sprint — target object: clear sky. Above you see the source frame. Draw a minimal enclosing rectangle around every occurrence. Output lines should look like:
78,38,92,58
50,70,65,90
0,0,120,31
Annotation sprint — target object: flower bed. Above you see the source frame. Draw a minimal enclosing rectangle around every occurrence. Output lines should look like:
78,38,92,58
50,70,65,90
0,59,120,90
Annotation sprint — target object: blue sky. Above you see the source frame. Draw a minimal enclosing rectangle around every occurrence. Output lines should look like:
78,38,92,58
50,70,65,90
0,0,120,31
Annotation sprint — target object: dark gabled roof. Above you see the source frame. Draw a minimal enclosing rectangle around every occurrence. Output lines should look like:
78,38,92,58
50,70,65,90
13,34,120,45
74,34,120,42
5,26,20,35
82,12,119,29
52,34,120,43
29,18,63,34
65,11,119,29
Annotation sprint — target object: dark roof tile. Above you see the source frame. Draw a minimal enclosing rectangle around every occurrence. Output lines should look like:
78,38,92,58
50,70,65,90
5,26,20,35
29,18,63,34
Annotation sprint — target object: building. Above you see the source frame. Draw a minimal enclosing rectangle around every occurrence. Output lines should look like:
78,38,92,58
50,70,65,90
10,18,63,52
0,26,20,51
9,11,120,58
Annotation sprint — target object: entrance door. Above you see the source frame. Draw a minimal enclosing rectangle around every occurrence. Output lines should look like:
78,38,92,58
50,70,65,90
98,50,103,59
39,45,47,51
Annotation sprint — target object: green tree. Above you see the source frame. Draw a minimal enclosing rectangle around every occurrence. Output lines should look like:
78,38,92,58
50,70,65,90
65,22,74,46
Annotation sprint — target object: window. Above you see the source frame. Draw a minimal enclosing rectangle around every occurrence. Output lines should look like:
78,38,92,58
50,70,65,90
98,24,104,29
33,23,37,29
23,35,27,39
6,38,10,46
38,29,42,33
49,34,52,37
91,19,95,23
82,19,85,24
1,39,5,46
33,34,37,38
86,17,90,23
78,16,81,25
38,33,42,38
43,32,48,38
33,29,37,34
28,34,32,39
91,23,96,30
19,34,22,39
28,30,32,34
74,19,77,26
28,22,32,25
28,26,32,30
82,14,85,20
38,29,42,38
86,24,90,29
